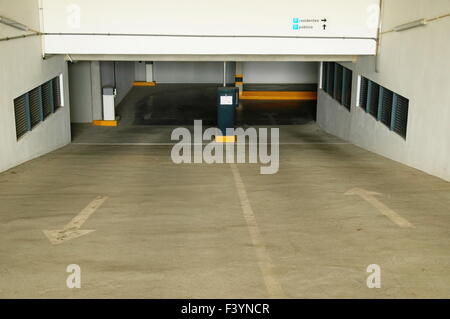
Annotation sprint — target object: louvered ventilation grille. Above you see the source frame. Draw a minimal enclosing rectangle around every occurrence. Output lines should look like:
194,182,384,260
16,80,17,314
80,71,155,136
393,95,409,138
53,77,61,110
327,63,335,97
335,64,343,103
368,83,380,118
343,68,352,109
12,77,63,140
14,95,28,139
322,62,328,90
29,87,42,128
359,77,368,110
380,89,393,127
42,81,52,118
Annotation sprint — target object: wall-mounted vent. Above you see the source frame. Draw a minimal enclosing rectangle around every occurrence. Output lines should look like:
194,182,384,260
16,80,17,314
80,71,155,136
322,62,353,112
327,62,335,97
359,77,369,110
368,82,380,118
379,88,393,128
29,87,43,128
342,68,352,110
392,94,409,138
334,64,343,103
13,76,63,140
14,95,29,139
42,81,53,118
53,77,62,110
357,76,410,140
322,62,328,90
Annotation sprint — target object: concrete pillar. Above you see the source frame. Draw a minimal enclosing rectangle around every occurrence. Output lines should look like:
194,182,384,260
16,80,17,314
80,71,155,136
134,62,146,82
145,62,154,83
235,62,244,94
90,61,103,121
223,62,227,87
69,61,105,122
134,62,153,83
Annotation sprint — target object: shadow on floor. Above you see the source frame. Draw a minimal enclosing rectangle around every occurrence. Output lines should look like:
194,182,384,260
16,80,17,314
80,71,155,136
116,84,317,126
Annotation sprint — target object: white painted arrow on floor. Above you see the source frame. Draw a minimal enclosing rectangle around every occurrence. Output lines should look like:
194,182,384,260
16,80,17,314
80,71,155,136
43,196,108,245
345,188,414,228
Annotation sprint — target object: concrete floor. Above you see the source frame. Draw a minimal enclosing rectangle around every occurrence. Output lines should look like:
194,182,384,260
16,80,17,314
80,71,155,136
115,85,317,126
1,122,450,299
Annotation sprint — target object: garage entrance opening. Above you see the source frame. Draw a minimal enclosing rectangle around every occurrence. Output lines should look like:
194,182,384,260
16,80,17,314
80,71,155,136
69,61,319,143
116,83,317,127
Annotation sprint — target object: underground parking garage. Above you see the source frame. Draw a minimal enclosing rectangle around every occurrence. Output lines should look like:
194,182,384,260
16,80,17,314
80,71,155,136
1,0,450,306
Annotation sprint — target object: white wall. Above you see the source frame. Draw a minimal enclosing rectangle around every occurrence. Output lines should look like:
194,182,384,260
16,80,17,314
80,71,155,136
41,0,379,56
69,62,93,123
68,60,135,123
317,0,450,181
100,62,135,106
114,62,135,105
0,0,71,173
68,61,102,123
135,62,147,82
91,61,102,120
154,62,235,84
244,62,318,84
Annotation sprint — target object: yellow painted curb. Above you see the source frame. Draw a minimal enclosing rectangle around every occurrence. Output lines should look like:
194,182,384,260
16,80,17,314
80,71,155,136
215,136,236,143
240,91,317,101
92,120,118,127
133,81,157,87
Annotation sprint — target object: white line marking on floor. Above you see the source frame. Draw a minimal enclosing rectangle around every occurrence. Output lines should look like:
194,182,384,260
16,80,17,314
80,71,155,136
230,164,285,298
43,196,108,245
72,142,176,146
345,188,414,228
72,142,349,146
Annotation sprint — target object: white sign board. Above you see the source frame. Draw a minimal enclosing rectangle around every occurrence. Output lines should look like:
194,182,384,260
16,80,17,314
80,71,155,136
220,96,234,106
42,0,380,56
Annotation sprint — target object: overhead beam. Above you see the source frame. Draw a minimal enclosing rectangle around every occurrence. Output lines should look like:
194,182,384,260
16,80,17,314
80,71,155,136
60,54,359,63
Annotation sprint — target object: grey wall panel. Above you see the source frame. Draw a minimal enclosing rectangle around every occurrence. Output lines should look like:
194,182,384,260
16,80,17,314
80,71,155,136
100,61,135,106
69,62,93,123
317,0,450,182
243,62,319,84
154,62,235,84
0,0,71,173
90,61,103,121
316,0,450,183
114,62,135,106
135,62,147,82
100,61,115,87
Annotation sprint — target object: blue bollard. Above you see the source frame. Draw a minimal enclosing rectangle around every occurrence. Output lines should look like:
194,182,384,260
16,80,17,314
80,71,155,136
217,87,239,136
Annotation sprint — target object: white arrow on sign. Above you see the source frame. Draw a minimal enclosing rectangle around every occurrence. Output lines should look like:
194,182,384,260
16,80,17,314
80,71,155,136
345,188,414,229
43,196,108,245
